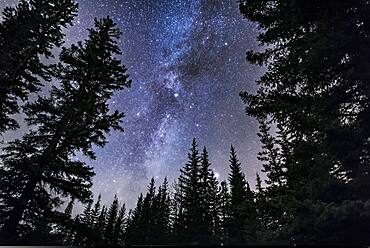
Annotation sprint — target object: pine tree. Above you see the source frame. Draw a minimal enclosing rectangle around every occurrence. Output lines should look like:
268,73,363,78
208,170,221,243
140,178,156,244
60,198,75,245
198,146,213,242
85,195,103,246
242,182,257,244
239,1,370,244
176,138,202,244
114,205,126,246
0,0,78,132
0,17,131,243
125,194,144,244
219,181,231,244
153,177,171,244
91,194,102,228
94,205,107,245
64,199,74,217
172,179,185,243
228,145,247,244
198,146,221,244
81,201,93,227
104,195,119,245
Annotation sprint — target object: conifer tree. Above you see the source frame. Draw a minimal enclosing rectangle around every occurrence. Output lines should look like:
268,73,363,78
140,178,156,244
219,181,231,244
228,145,247,244
64,199,74,217
125,194,144,244
198,146,213,242
198,146,221,244
59,198,75,245
94,205,107,245
81,201,93,227
177,138,202,244
208,170,221,243
0,0,78,132
112,205,126,246
242,182,257,244
0,17,131,243
152,177,171,244
91,194,102,228
239,1,370,244
104,195,119,245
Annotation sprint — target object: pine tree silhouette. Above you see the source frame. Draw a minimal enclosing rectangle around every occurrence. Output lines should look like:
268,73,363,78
105,195,119,245
176,138,202,244
228,145,247,244
0,0,77,132
0,17,131,243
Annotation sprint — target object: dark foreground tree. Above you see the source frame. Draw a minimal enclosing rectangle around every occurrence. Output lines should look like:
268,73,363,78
239,0,370,245
0,0,78,132
0,17,131,243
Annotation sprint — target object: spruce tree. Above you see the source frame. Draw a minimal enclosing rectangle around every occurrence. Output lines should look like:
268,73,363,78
198,146,221,244
154,177,171,244
141,178,156,244
239,1,370,244
112,205,126,246
125,194,144,244
208,170,221,244
228,145,247,244
177,138,202,244
104,195,119,245
219,181,231,244
0,0,77,132
94,205,107,245
0,17,131,243
198,146,213,242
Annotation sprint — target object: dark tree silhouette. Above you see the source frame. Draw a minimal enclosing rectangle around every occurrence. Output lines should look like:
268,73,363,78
0,17,131,243
239,0,370,245
0,0,77,132
227,145,248,244
219,180,231,244
104,195,119,245
176,138,202,244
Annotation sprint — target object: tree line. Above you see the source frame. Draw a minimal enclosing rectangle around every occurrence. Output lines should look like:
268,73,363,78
1,0,370,246
55,139,260,246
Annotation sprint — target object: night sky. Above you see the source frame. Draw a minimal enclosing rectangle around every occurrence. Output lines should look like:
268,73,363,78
1,0,264,208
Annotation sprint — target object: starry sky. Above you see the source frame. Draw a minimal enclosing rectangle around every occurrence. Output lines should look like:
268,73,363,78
1,0,264,208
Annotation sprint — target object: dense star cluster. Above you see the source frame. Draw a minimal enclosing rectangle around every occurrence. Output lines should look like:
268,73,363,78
0,0,263,208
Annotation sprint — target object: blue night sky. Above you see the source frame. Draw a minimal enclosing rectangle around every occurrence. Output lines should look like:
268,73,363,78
1,0,264,208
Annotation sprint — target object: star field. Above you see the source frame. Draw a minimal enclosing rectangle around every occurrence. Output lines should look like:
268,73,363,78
0,0,264,208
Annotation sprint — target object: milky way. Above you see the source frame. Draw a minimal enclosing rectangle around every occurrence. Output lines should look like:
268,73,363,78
0,0,264,208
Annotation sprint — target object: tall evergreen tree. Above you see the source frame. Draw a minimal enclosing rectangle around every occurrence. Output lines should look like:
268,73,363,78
208,170,221,243
112,205,126,246
141,178,156,244
0,17,131,243
239,0,370,244
152,177,171,244
228,145,247,244
198,146,221,244
125,194,144,244
176,138,202,244
94,205,107,245
0,0,78,132
219,181,231,244
198,146,213,242
104,195,119,245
